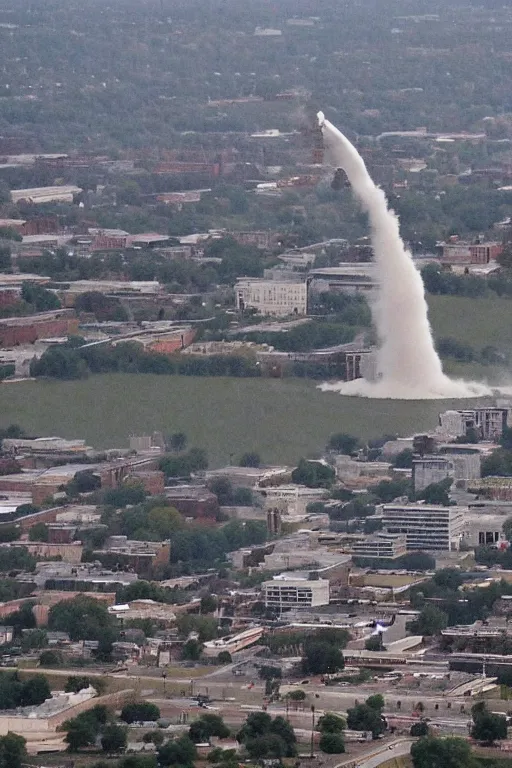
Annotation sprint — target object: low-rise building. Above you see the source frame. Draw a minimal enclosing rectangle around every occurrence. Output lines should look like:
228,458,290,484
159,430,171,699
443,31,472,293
235,278,307,316
259,485,328,515
21,562,138,591
263,573,330,609
412,456,455,493
350,533,408,560
381,503,466,551
164,485,219,519
94,536,170,578
11,185,82,205
0,310,78,347
202,626,264,657
439,408,508,442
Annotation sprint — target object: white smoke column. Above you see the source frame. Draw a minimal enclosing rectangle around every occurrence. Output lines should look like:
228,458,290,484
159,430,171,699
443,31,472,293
317,111,490,399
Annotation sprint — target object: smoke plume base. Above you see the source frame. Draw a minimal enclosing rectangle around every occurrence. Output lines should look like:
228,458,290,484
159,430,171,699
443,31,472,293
316,111,493,401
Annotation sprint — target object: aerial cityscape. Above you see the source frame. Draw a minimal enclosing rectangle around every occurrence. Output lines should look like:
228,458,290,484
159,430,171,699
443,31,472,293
0,1,511,768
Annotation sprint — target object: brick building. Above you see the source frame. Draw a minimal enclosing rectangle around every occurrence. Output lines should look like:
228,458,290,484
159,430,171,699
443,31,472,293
0,310,78,347
164,485,219,519
94,536,171,578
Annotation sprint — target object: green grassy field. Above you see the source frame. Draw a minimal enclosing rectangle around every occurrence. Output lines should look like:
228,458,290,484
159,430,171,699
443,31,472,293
428,295,512,353
0,294,508,467
0,374,492,467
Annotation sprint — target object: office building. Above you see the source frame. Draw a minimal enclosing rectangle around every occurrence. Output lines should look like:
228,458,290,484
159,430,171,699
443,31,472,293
350,533,407,560
413,456,455,493
439,408,508,442
263,573,330,609
235,278,307,316
381,504,466,551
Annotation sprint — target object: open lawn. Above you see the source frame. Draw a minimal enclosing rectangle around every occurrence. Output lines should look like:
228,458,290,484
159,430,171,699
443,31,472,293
428,295,512,353
0,374,492,467
0,294,508,467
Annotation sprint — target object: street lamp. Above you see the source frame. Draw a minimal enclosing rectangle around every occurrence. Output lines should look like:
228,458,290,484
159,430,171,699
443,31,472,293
310,705,315,758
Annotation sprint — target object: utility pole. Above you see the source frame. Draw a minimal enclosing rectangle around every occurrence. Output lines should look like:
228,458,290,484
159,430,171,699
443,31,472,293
310,705,315,758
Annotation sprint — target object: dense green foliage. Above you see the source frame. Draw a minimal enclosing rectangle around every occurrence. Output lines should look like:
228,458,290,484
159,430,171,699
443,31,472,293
237,713,297,759
346,695,386,739
120,702,161,724
48,595,117,642
471,703,507,745
0,733,27,768
189,714,230,743
0,672,51,709
411,736,478,768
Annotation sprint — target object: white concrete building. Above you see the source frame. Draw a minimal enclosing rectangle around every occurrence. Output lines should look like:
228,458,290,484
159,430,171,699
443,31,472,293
413,456,455,493
260,485,327,515
263,573,330,609
202,627,264,657
350,533,407,560
439,408,508,442
461,512,507,547
235,278,307,316
11,185,82,204
381,504,466,551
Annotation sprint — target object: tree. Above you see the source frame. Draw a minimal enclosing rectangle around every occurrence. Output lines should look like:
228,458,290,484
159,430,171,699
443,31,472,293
419,478,453,506
411,736,478,768
346,701,386,739
0,525,19,543
65,718,98,751
471,709,507,745
237,712,272,740
39,650,63,666
120,702,160,724
182,639,202,661
416,605,448,636
0,246,11,272
287,690,306,702
501,427,512,451
366,694,385,712
0,733,27,768
327,433,360,455
433,568,464,591
21,282,60,311
158,735,197,767
19,675,51,706
21,628,48,651
217,651,232,664
291,459,335,488
232,487,253,506
302,640,344,675
207,477,234,506
258,665,282,681
317,713,346,733
168,432,187,452
189,714,230,743
28,522,49,542
365,635,383,652
65,676,92,693
101,724,127,753
103,484,147,507
319,732,345,754
410,721,429,737
238,452,261,468
244,734,288,760
200,595,217,614
143,730,164,746
393,449,414,469
48,595,115,642
504,516,512,542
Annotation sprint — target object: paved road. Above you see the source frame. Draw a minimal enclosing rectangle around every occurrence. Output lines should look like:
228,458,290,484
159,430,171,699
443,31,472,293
346,740,414,768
